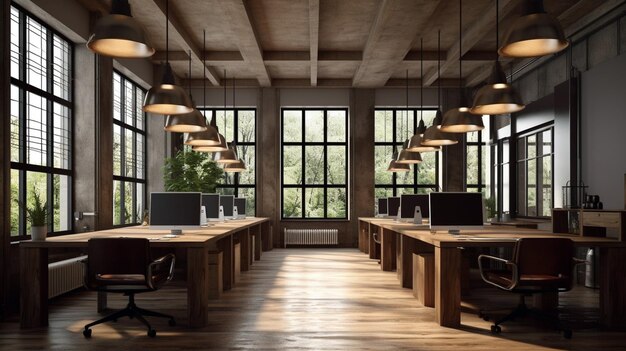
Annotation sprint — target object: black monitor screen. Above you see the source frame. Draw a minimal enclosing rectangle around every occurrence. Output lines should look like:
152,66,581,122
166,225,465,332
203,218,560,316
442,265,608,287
429,192,484,227
202,193,220,219
220,195,235,217
378,198,388,215
400,194,430,218
388,197,400,216
234,198,246,216
150,192,202,226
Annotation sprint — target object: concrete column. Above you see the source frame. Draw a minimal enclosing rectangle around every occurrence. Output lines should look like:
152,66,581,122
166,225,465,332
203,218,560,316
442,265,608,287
258,88,280,246
95,55,114,230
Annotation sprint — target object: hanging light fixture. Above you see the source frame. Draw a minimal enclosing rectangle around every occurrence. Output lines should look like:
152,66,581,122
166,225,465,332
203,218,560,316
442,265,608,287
441,0,485,133
143,0,193,115
422,30,458,147
470,0,525,115
164,50,207,132
224,159,246,172
186,30,224,146
499,0,568,58
87,0,155,58
216,77,241,164
396,71,423,164
192,70,230,152
387,145,411,172
407,38,439,153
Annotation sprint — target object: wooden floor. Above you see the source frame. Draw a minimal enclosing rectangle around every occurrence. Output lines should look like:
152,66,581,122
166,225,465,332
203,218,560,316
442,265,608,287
1,248,625,350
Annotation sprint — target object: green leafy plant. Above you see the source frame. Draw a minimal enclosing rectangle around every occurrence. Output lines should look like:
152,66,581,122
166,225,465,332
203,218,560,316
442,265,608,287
163,150,224,193
16,188,49,227
484,197,496,219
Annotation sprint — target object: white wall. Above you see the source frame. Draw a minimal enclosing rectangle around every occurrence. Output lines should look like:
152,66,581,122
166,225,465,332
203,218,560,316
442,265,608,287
581,53,626,209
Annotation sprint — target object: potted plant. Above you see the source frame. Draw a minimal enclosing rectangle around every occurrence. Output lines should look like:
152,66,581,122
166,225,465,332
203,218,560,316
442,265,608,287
484,197,496,222
163,150,224,193
17,189,49,241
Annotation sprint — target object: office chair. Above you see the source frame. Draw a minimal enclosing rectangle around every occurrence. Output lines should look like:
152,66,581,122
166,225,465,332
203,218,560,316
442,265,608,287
477,238,585,339
82,238,176,338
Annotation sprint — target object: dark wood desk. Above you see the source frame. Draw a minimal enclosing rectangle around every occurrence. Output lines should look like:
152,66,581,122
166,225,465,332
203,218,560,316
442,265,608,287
358,217,626,330
20,218,271,329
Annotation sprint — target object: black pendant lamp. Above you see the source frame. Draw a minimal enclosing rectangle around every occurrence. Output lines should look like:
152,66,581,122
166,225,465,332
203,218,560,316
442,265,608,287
470,0,525,115
143,0,193,115
87,0,155,58
192,70,229,153
224,159,246,172
499,0,568,58
396,71,423,164
164,50,208,132
422,31,458,147
216,77,241,164
406,38,439,153
441,0,485,133
387,144,410,172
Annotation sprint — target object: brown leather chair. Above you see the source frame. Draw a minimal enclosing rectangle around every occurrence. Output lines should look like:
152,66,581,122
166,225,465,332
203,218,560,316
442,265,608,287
478,238,585,338
82,238,176,338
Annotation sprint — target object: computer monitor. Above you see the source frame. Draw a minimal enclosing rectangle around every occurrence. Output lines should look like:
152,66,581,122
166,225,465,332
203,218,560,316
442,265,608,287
387,197,400,217
429,192,484,233
377,198,388,217
202,193,221,221
234,197,246,219
220,195,235,218
400,194,430,221
149,192,202,234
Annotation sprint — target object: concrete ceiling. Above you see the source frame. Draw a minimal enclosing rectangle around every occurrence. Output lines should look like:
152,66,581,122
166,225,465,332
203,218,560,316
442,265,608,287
83,0,610,88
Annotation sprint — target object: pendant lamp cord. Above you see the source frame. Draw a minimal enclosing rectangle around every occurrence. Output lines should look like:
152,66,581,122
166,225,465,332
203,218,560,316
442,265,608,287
438,29,441,112
405,70,409,140
420,38,423,123
188,49,191,94
459,0,462,82
496,0,499,57
203,30,206,111
165,0,169,64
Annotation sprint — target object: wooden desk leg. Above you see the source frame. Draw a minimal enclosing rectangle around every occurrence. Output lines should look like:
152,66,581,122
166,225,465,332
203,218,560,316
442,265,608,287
208,251,223,299
396,233,402,280
434,246,461,327
254,225,262,261
220,235,234,291
187,247,209,327
381,228,396,271
599,247,626,330
20,247,48,328
399,235,418,289
240,229,251,272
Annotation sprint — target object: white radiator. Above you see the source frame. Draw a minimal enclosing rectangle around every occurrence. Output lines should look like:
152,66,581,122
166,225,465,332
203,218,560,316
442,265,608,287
284,229,339,247
49,255,87,299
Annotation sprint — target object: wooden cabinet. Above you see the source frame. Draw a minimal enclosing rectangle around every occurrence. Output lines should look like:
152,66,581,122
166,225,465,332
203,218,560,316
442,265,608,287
552,209,625,241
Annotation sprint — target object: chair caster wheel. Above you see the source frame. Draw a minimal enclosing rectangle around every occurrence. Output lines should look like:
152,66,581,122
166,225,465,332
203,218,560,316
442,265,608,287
168,319,176,326
563,330,572,339
83,328,92,338
147,329,156,337
491,325,501,334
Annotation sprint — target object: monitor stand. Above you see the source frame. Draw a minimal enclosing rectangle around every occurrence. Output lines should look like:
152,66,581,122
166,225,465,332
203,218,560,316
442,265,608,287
448,229,460,235
170,229,183,236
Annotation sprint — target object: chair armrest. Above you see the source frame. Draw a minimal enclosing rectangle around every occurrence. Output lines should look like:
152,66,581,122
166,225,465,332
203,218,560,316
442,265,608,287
147,254,176,289
478,254,519,290
372,232,381,244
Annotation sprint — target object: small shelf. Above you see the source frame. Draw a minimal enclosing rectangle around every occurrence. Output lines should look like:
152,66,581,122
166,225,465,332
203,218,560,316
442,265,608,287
552,208,625,241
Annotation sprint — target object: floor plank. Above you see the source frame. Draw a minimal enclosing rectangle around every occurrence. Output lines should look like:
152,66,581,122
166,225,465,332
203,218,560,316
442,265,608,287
1,248,624,350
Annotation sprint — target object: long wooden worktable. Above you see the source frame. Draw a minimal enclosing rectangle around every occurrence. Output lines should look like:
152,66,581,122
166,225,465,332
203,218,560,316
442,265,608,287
358,217,626,330
20,217,272,329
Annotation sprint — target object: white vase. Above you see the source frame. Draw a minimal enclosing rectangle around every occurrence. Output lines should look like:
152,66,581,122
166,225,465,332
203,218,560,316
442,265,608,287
31,226,47,241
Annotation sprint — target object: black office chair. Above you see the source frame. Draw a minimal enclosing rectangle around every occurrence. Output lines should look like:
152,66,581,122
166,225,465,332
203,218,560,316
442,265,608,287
82,238,176,338
478,238,585,338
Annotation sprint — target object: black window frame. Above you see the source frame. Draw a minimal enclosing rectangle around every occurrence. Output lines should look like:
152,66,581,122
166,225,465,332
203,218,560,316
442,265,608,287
112,70,147,227
9,3,74,241
281,108,349,220
198,108,257,215
374,108,440,196
465,115,490,194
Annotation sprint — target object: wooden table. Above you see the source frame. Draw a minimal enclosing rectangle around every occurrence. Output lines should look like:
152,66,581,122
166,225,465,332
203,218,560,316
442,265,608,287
358,217,626,330
20,217,271,329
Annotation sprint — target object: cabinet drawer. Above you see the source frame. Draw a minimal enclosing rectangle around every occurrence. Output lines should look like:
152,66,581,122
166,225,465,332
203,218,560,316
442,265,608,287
582,212,621,228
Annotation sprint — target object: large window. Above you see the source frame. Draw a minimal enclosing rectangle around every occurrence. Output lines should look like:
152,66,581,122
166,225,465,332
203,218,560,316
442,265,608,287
199,108,256,215
9,5,73,239
465,115,491,194
517,127,553,217
113,72,146,226
281,108,348,219
374,109,439,198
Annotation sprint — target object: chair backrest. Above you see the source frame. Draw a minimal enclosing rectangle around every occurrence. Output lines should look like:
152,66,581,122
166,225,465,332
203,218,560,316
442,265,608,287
513,238,574,280
87,238,150,283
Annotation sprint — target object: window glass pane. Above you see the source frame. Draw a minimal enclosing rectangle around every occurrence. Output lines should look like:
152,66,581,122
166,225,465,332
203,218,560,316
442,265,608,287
10,7,20,79
136,183,144,224
136,87,145,130
327,188,347,218
10,85,21,162
113,124,122,176
238,110,255,142
502,164,510,213
283,110,302,142
53,174,70,231
304,110,324,142
305,145,324,184
26,171,47,234
215,110,235,142
375,110,393,142
396,166,413,185
124,129,135,177
467,130,479,143
327,110,346,142
237,145,255,185
10,169,21,236
53,102,70,169
466,145,479,185
375,188,393,200
542,155,552,217
52,35,70,100
527,159,536,216
26,92,47,166
124,182,133,224
542,130,552,156
395,110,414,143
374,145,393,185
124,80,134,126
113,73,122,121
26,17,47,91
218,187,236,196
113,180,121,226
527,134,536,159
304,188,324,217
417,152,437,185
283,146,302,185
283,188,302,218
327,146,346,185
136,133,144,179
238,187,256,216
